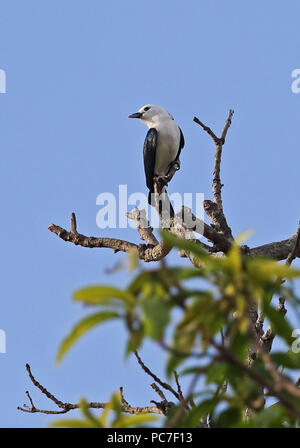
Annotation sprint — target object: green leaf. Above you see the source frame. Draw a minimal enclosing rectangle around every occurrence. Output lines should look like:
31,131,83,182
105,392,123,427
51,419,93,428
215,407,242,428
247,259,300,282
230,332,250,360
227,242,242,274
79,398,103,428
180,365,210,376
180,295,226,340
128,271,152,295
56,311,120,364
167,322,198,377
74,285,136,308
161,231,208,258
168,267,204,281
262,302,294,346
125,328,144,355
244,403,288,428
206,362,228,385
235,230,253,245
271,351,300,369
142,296,171,340
113,414,157,428
184,398,218,427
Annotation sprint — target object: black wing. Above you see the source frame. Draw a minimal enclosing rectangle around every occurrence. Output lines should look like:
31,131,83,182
175,127,185,161
143,128,157,194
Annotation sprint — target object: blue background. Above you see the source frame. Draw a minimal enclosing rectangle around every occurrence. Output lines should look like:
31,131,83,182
0,0,300,427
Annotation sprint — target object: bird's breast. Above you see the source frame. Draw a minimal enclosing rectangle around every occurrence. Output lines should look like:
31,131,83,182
154,123,180,176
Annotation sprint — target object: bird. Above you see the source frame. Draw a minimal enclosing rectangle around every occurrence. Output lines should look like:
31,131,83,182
128,104,184,207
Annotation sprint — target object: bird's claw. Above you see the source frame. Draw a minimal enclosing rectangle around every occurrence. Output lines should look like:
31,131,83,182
167,160,180,173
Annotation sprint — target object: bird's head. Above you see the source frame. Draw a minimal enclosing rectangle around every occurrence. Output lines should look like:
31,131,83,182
128,104,173,128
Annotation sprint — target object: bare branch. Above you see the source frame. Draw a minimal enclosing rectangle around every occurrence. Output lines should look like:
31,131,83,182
167,372,200,428
286,221,300,266
18,364,164,416
126,208,159,245
193,117,219,144
120,387,164,415
23,363,67,409
134,351,180,401
260,298,287,353
71,212,77,234
249,233,300,261
181,206,232,253
49,214,171,263
151,383,167,402
49,202,300,268
194,110,234,240
149,383,174,415
174,371,185,404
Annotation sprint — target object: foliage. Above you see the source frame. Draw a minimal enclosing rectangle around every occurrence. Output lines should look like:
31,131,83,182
54,234,300,428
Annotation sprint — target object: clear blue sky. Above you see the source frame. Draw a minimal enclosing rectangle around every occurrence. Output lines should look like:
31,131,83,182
1,0,300,427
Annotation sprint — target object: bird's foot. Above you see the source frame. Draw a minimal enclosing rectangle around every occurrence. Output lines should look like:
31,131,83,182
154,161,180,194
166,159,180,176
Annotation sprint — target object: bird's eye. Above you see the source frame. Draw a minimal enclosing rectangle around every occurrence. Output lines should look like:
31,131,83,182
144,107,150,112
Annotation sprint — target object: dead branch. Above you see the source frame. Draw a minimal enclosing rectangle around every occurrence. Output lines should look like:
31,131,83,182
180,206,232,253
119,387,164,415
49,211,300,262
286,221,300,266
125,208,159,245
18,361,177,416
149,384,174,414
18,364,108,415
194,110,234,240
134,351,180,402
48,214,171,263
174,371,185,404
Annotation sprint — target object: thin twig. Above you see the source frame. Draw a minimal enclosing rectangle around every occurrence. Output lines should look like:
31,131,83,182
193,117,219,144
134,351,180,401
18,364,164,416
174,371,185,404
167,373,200,428
151,383,167,402
120,386,165,415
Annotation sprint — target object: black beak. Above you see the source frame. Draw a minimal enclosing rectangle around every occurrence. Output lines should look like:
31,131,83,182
128,112,142,119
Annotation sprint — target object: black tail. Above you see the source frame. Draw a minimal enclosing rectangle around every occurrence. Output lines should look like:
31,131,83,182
148,189,174,218
148,189,154,206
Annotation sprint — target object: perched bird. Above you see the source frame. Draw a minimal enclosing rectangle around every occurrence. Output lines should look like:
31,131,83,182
129,104,184,206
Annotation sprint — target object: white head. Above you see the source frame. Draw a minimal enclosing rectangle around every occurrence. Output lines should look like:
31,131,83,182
128,104,174,128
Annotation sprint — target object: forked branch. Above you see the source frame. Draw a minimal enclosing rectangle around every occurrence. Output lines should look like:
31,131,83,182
194,110,234,240
18,352,185,417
